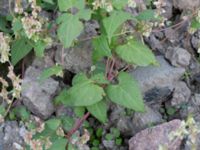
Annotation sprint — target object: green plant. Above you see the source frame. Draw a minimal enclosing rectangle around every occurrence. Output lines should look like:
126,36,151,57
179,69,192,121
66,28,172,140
1,0,199,149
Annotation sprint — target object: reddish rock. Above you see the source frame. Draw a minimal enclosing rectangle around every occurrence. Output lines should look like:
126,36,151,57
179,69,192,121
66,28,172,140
129,119,182,150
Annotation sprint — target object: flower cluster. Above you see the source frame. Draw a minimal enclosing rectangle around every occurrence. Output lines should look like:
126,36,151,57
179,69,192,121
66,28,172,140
92,0,113,12
0,32,11,63
153,0,167,27
168,116,200,149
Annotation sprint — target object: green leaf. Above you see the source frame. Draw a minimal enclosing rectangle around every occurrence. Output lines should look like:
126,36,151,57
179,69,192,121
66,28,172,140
48,137,67,150
92,35,112,62
45,118,61,131
191,18,200,29
54,89,68,105
136,9,155,21
56,74,105,106
58,0,84,11
11,37,33,65
0,105,5,115
112,0,128,10
42,0,54,5
115,40,157,66
103,11,132,43
74,107,85,117
106,72,145,111
91,73,109,84
39,65,63,81
57,13,83,48
87,101,107,123
34,40,46,57
12,18,23,33
0,16,10,33
13,106,30,121
61,116,74,131
76,9,92,21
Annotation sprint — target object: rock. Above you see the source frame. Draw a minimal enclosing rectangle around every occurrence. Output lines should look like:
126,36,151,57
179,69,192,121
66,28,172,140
173,0,200,10
162,0,173,19
21,66,59,119
116,117,135,136
55,105,74,117
145,34,165,53
0,0,28,16
191,30,200,50
132,105,163,131
55,41,92,73
165,47,191,68
192,93,200,106
0,121,25,150
55,20,99,73
102,140,115,149
171,81,191,106
144,87,172,103
129,119,182,150
130,56,185,93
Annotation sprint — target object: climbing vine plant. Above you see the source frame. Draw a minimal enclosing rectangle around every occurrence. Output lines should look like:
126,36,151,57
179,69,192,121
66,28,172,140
1,0,200,149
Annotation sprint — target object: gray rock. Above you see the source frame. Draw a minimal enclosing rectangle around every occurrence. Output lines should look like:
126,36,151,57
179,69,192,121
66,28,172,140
129,119,182,150
192,94,200,106
165,47,191,68
130,56,185,93
162,0,173,19
55,40,92,73
171,81,191,106
55,20,99,73
0,0,28,16
144,87,172,103
191,30,200,50
173,0,200,10
0,121,25,150
103,140,115,149
21,66,59,119
145,34,164,53
132,105,163,131
116,117,135,136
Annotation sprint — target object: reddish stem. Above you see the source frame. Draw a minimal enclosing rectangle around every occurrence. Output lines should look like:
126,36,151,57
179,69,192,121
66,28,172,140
66,112,90,139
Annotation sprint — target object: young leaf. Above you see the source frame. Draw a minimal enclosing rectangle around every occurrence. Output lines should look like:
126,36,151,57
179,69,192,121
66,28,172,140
56,74,105,106
103,11,133,43
61,116,74,131
76,9,92,21
11,37,33,65
112,0,128,10
45,118,61,131
39,65,63,81
87,101,108,123
48,137,67,150
57,13,83,48
106,72,145,111
58,0,84,11
34,40,46,57
91,73,109,84
136,9,155,21
92,35,112,62
115,40,157,66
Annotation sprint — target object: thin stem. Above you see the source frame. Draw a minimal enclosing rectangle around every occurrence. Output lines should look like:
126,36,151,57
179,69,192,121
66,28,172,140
66,112,90,138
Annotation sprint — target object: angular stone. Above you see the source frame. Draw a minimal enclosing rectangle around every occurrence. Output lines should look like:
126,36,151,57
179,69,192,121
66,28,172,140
171,81,191,106
0,0,28,16
165,47,191,68
21,66,59,119
130,56,185,93
132,105,163,131
129,119,182,150
173,0,200,10
0,121,25,150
